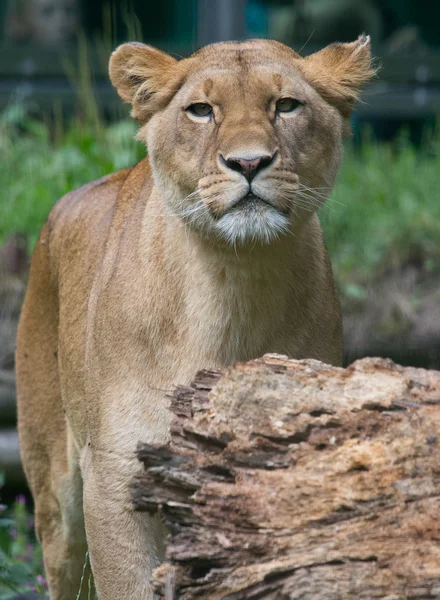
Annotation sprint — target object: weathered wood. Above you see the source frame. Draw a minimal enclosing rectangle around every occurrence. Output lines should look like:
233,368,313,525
133,355,440,600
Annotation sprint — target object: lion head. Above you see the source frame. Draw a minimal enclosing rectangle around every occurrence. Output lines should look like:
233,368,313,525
110,37,374,246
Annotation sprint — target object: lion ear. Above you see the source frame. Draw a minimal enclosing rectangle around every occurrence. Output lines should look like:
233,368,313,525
300,35,376,117
109,42,180,122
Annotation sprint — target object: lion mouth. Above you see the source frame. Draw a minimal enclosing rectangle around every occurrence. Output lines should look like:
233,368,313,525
231,192,276,211
228,192,290,217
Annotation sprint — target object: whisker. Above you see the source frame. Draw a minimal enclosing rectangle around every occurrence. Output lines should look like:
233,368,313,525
296,184,347,211
298,184,332,191
297,28,316,54
279,189,340,216
297,185,329,202
324,197,346,209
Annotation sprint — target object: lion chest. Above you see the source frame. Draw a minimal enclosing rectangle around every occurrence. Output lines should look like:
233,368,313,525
89,260,290,383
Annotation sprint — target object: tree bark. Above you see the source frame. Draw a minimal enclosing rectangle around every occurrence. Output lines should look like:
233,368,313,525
133,355,440,600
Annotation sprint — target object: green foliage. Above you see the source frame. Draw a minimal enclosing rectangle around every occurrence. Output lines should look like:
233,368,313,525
0,105,144,249
0,492,46,599
321,137,439,282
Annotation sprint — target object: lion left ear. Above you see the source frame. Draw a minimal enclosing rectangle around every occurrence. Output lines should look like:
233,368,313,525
300,35,376,117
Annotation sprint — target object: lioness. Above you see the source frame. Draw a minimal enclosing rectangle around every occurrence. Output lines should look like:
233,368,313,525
16,36,374,599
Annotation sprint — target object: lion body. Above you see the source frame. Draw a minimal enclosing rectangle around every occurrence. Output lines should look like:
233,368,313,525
16,37,373,599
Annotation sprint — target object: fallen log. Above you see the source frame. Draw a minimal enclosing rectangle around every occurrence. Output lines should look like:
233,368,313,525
133,355,440,600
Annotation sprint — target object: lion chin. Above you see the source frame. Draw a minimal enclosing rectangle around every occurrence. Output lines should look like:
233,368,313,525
215,196,291,246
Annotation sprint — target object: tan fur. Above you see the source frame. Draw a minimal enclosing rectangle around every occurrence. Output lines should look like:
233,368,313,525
16,37,373,599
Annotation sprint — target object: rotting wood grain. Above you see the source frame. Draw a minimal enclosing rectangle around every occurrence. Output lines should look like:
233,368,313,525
133,355,440,599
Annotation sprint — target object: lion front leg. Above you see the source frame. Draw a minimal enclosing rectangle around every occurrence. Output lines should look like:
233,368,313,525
81,441,166,600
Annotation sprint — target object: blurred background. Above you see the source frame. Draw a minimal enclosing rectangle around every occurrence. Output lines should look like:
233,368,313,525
0,1,439,595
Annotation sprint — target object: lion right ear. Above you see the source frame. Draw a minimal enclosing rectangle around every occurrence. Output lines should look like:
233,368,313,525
109,43,181,122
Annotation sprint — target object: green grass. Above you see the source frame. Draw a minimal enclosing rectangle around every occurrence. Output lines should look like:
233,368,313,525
1,105,439,285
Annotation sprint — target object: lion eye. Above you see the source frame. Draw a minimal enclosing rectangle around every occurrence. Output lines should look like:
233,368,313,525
276,98,302,113
187,103,213,117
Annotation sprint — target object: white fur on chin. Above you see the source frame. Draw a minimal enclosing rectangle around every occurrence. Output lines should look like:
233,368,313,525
215,205,290,246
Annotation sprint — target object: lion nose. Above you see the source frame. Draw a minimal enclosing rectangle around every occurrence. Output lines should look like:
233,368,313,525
221,153,275,182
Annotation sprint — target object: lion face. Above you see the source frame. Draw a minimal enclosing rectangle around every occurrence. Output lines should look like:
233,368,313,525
147,53,342,246
110,38,374,246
